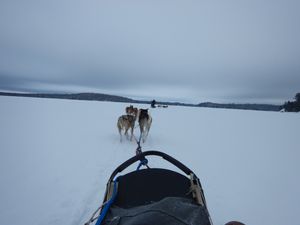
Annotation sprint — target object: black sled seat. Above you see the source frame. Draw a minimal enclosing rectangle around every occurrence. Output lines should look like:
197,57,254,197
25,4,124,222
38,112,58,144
115,168,193,208
87,151,213,225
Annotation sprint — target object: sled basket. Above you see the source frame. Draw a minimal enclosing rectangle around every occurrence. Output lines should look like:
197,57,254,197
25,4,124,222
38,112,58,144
89,151,213,225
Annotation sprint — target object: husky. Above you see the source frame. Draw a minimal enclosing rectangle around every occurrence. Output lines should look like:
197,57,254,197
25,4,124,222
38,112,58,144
126,105,139,118
117,115,136,142
138,109,152,143
126,105,134,114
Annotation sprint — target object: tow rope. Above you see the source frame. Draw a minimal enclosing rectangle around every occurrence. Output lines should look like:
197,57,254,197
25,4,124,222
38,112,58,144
133,133,149,170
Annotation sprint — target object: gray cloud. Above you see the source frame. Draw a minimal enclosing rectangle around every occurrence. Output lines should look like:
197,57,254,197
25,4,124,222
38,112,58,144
0,0,299,103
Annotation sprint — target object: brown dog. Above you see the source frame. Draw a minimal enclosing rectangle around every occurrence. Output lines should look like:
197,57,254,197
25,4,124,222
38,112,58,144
125,105,134,115
126,105,139,118
117,115,136,142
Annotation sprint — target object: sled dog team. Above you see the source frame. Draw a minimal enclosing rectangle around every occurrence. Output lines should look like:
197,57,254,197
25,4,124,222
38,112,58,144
117,105,152,143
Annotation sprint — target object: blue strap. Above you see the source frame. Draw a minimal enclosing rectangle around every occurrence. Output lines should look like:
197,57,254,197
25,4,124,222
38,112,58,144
136,158,148,170
95,179,118,225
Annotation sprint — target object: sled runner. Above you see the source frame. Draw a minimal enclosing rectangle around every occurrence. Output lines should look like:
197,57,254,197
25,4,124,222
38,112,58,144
85,150,213,225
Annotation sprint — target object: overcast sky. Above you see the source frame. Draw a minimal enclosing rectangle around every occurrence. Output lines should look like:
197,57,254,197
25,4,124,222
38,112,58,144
0,0,299,103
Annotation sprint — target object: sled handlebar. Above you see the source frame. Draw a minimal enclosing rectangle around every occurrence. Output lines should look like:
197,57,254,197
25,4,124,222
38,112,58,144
109,150,195,181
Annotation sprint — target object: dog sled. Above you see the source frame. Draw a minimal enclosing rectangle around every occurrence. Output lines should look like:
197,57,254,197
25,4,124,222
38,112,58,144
85,150,214,225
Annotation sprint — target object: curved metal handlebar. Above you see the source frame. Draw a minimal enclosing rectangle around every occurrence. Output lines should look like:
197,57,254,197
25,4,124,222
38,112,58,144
108,150,195,181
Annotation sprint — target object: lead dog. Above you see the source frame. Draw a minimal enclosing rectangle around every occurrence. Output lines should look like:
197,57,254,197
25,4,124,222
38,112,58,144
138,109,152,143
117,115,136,142
126,105,139,118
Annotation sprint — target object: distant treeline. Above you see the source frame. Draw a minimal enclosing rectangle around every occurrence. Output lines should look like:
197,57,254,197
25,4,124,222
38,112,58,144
0,91,283,112
0,92,140,103
283,93,300,112
197,102,281,111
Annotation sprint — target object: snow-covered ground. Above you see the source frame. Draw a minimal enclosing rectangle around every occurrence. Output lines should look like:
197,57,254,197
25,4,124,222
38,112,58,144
0,96,299,225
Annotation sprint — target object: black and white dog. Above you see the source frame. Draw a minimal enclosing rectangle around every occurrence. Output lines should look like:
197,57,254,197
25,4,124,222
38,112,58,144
138,109,152,143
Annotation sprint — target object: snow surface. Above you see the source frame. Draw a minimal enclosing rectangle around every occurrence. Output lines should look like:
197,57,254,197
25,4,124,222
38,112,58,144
0,96,299,225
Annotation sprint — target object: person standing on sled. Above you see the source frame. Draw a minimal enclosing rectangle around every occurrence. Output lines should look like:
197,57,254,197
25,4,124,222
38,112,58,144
150,99,156,108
